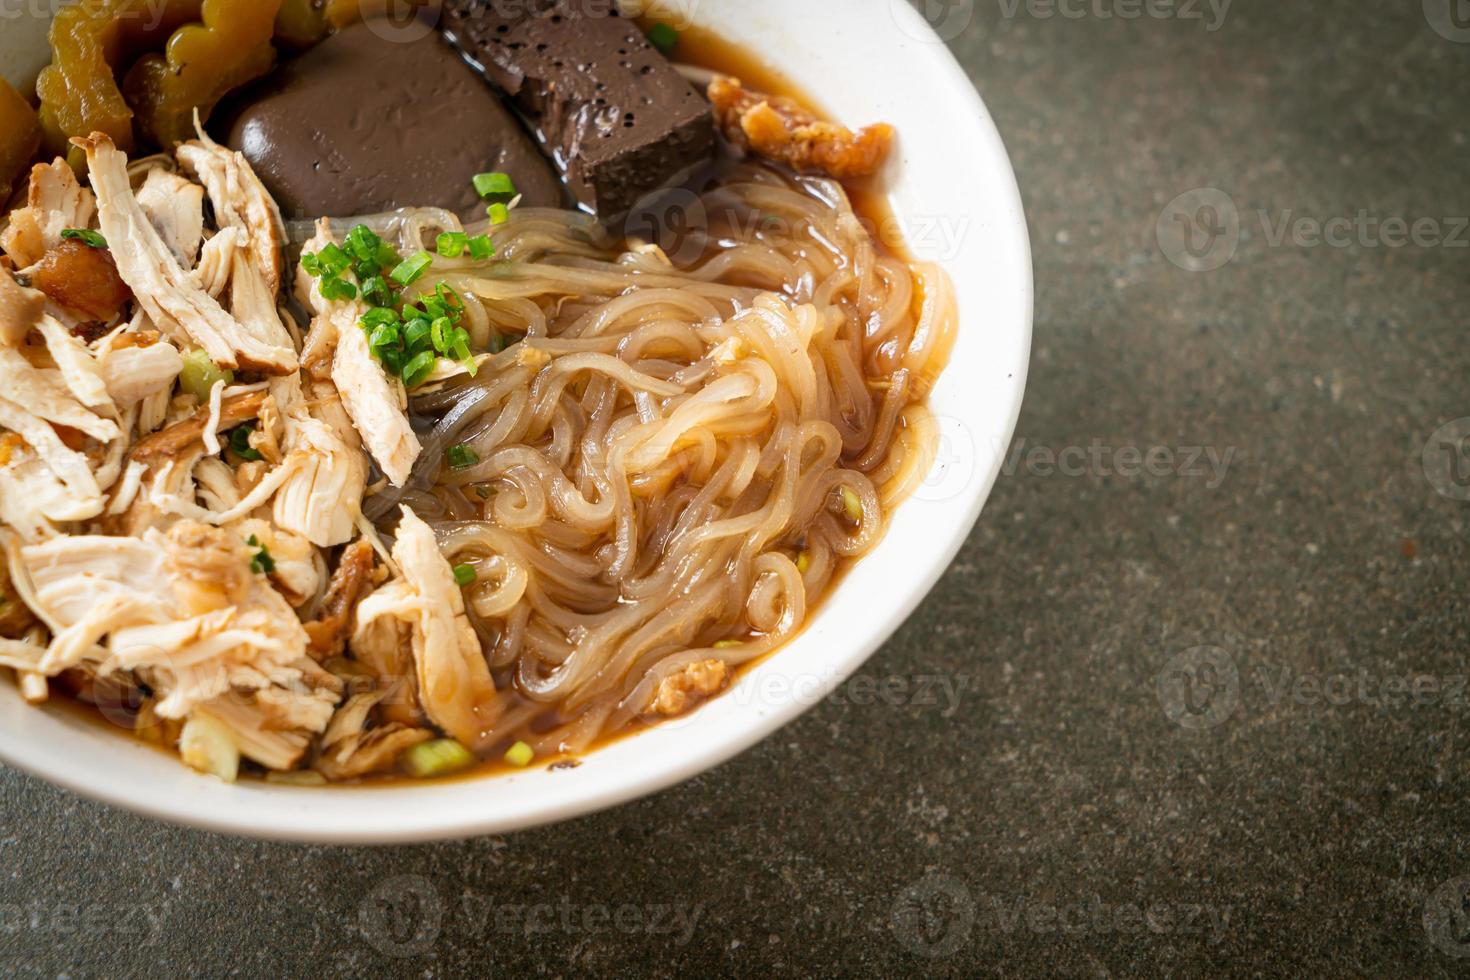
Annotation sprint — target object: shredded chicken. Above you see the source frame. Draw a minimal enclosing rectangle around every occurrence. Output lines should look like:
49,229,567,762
129,390,267,467
314,689,433,780
135,169,205,269
301,221,421,486
0,266,43,347
352,507,498,748
269,377,368,546
650,658,730,716
99,337,183,408
708,75,895,179
0,160,97,268
74,133,297,375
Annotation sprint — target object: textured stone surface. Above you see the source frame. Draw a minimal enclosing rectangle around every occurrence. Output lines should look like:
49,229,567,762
3,2,1470,975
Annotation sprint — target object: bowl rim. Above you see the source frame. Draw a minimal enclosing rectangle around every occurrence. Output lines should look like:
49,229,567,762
0,0,1033,843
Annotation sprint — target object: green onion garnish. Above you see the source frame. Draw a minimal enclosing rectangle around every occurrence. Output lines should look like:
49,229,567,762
319,275,357,302
452,564,477,587
486,202,510,225
468,234,495,260
504,741,534,767
447,443,479,469
401,350,436,389
60,228,107,249
178,349,233,402
473,172,516,199
437,232,469,258
390,251,434,287
229,424,263,462
646,22,678,55
402,738,476,778
247,535,275,575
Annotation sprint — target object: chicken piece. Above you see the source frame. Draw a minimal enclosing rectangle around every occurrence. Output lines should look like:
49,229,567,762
649,658,729,716
0,555,37,637
352,507,498,747
99,336,183,408
74,133,296,375
270,378,368,547
302,222,420,486
26,238,134,323
0,396,104,523
129,390,266,467
21,523,342,740
135,168,205,269
0,266,44,348
304,538,374,659
313,689,433,780
233,517,321,608
707,76,894,179
0,448,101,539
0,346,117,443
0,160,97,268
35,315,112,411
177,138,285,291
177,140,294,357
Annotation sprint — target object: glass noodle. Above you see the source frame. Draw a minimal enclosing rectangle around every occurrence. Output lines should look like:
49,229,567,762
344,163,956,758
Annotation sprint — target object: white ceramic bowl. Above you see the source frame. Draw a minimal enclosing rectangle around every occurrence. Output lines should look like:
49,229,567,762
0,0,1031,842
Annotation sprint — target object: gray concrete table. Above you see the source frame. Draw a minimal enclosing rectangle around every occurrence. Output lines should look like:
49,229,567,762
3,1,1469,975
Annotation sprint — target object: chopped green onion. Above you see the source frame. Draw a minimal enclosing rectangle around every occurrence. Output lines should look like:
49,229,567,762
504,740,534,767
403,738,476,778
646,22,678,54
437,232,469,258
449,327,472,364
437,282,463,310
368,322,400,352
300,251,323,276
474,485,494,500
229,423,263,462
488,331,510,355
401,350,437,389
486,202,510,225
473,172,516,199
60,228,108,249
361,306,401,328
840,486,862,522
319,275,357,301
247,535,275,575
447,443,479,469
468,234,495,260
179,349,234,402
430,317,454,355
403,317,432,350
360,275,394,308
452,563,477,587
379,344,405,376
713,639,742,649
390,250,434,287
317,242,351,276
